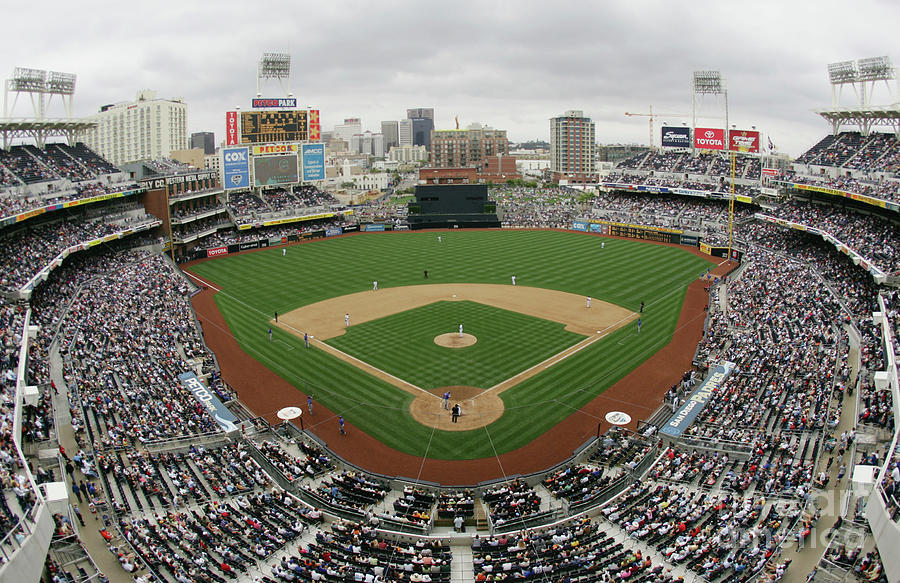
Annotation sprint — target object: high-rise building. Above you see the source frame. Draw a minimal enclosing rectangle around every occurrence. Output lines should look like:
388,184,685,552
406,108,434,120
430,123,509,171
334,118,362,144
549,110,596,176
191,131,215,155
406,108,434,150
351,131,385,158
83,90,188,165
398,119,413,147
381,121,399,151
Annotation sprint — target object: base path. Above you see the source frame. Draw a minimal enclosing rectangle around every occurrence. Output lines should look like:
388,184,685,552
274,283,633,340
187,232,736,485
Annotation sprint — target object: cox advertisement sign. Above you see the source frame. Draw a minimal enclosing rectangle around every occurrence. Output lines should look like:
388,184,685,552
302,143,325,181
225,111,239,146
223,147,250,190
661,126,691,148
694,127,725,150
729,130,760,153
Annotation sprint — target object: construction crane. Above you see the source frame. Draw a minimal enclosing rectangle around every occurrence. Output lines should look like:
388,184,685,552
624,106,690,149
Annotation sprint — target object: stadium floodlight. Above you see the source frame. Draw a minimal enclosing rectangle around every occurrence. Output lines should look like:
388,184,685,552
9,67,47,92
692,70,724,95
856,56,895,82
46,71,76,95
259,53,291,80
828,60,858,85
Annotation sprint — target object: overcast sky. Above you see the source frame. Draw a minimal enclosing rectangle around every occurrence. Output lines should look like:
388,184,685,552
2,0,897,157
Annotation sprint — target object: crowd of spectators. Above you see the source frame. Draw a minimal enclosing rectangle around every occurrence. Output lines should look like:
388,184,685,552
786,171,900,204
229,186,341,221
482,479,542,527
613,150,762,180
256,439,333,483
796,131,899,174
495,187,583,228
59,253,228,448
471,516,685,583
0,215,159,292
760,199,900,274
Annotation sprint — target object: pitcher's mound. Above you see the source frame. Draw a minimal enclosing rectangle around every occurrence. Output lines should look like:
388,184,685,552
410,386,504,431
434,333,477,348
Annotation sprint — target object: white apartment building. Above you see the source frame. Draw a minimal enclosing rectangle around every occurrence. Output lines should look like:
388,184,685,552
398,119,413,147
82,90,188,166
334,118,362,144
388,145,428,163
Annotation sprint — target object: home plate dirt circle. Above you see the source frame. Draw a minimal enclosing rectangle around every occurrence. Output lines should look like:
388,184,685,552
410,386,504,431
434,333,477,348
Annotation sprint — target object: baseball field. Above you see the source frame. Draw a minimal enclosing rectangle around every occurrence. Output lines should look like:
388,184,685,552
186,229,718,477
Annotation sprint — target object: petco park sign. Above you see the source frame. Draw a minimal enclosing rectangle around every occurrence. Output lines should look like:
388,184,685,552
694,127,725,150
252,98,297,108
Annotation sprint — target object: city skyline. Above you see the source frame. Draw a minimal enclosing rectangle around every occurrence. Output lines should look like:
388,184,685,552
1,0,898,157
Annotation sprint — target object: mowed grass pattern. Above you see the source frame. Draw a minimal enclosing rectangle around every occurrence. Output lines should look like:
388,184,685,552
189,230,714,460
328,300,586,389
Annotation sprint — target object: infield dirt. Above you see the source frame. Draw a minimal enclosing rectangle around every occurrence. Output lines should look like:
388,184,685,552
272,284,637,431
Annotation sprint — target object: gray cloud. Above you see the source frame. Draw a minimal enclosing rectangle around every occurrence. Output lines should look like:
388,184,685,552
1,0,897,157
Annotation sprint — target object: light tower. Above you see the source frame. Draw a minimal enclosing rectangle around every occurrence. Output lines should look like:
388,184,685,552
692,70,735,256
4,67,77,119
2,67,83,148
257,52,292,97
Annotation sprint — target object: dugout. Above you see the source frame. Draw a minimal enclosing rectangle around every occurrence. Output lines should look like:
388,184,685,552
406,184,500,229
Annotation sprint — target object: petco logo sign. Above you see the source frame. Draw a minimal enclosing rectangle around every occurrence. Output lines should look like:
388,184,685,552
252,98,297,108
694,127,725,150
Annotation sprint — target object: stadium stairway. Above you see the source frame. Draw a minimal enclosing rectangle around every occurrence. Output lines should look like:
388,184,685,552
49,342,131,583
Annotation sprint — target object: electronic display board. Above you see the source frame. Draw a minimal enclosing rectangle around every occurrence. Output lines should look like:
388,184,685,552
241,110,308,144
253,154,299,186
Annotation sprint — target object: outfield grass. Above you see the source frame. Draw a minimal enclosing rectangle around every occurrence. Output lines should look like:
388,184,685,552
328,300,586,389
188,230,714,459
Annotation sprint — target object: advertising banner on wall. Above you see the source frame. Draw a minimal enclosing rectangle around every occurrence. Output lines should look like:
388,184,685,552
660,361,735,437
225,111,239,146
252,144,298,155
694,127,726,150
223,147,250,190
301,143,325,181
177,372,239,433
728,130,760,153
661,126,691,148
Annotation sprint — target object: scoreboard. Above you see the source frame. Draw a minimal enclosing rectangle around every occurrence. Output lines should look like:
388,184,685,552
241,110,308,144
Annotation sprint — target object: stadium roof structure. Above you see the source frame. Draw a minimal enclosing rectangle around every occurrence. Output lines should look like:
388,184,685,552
813,104,900,137
0,118,96,149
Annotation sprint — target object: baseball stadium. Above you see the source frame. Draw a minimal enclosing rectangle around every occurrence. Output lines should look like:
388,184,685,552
0,57,899,583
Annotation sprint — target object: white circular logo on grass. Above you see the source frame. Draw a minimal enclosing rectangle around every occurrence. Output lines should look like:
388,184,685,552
605,411,631,426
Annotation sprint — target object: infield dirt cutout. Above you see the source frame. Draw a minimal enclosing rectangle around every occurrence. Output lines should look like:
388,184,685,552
273,284,637,431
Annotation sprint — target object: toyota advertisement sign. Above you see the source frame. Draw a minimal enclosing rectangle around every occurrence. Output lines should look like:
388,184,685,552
729,129,760,153
694,127,726,150
223,147,250,190
661,126,691,148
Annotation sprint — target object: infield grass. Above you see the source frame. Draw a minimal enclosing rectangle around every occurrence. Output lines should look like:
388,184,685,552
328,300,586,389
188,230,714,459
